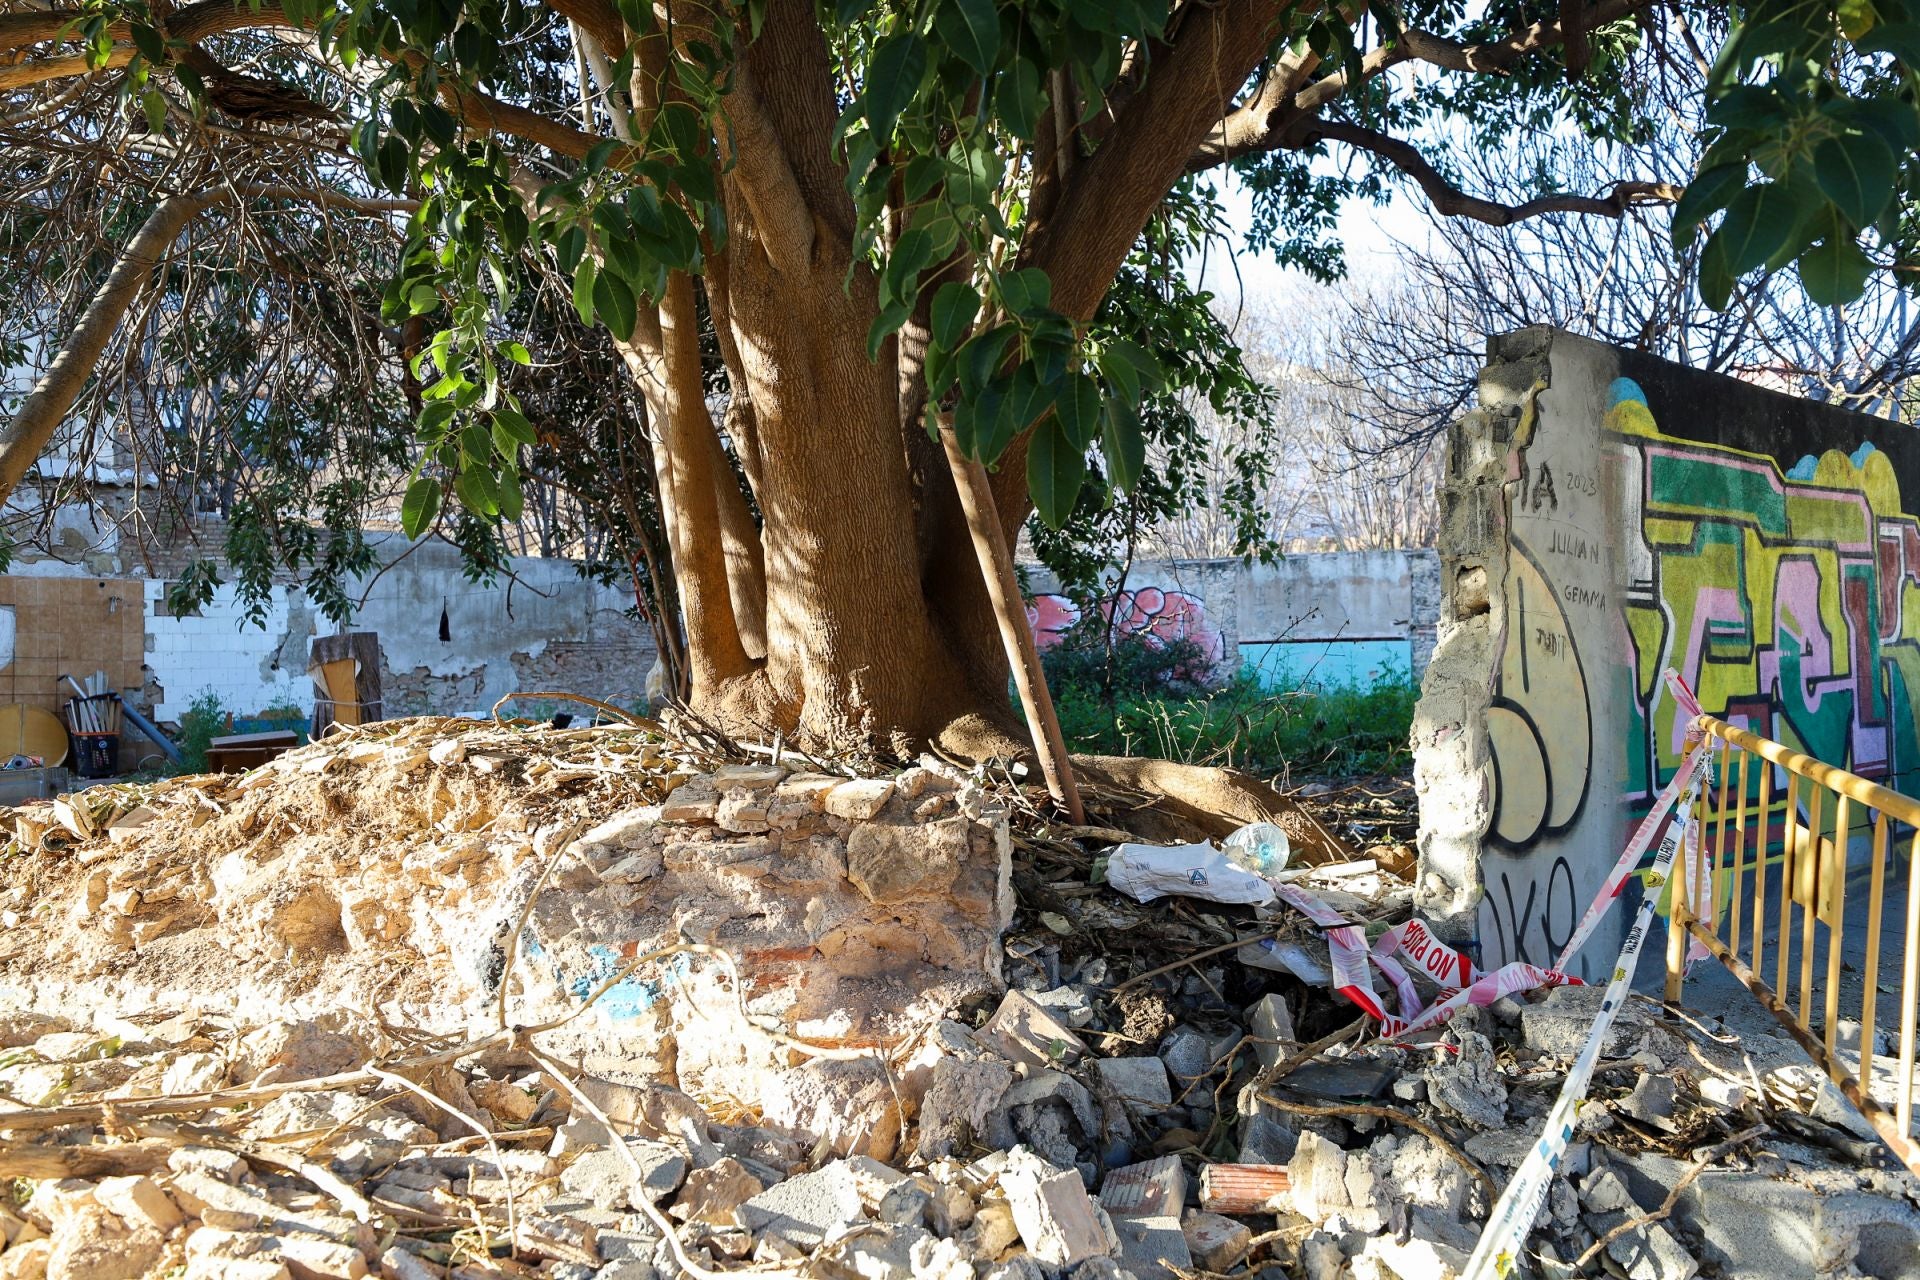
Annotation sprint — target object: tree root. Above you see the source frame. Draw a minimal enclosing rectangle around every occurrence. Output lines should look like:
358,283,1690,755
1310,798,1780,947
1073,754,1352,862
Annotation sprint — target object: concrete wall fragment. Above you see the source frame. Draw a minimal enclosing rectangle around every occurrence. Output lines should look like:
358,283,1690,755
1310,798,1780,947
1418,327,1919,976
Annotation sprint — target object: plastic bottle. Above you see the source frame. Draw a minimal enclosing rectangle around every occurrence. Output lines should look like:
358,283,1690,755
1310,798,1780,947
1222,821,1292,878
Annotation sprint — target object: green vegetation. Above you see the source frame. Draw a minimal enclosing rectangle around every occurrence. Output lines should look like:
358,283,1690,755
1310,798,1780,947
174,690,229,776
1040,625,1414,779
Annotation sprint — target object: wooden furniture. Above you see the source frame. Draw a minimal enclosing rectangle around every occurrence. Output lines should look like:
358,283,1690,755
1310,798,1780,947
205,729,300,772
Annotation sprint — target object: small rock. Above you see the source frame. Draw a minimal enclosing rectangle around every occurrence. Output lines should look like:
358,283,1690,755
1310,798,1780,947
91,1176,182,1233
160,1052,229,1094
1245,996,1297,1069
1093,1058,1172,1109
23,1180,96,1232
1183,1211,1252,1271
1000,1147,1113,1270
273,1235,370,1279
921,1178,975,1236
817,1221,928,1280
671,1157,765,1227
979,1258,1047,1280
1698,1077,1750,1111
1289,1130,1352,1219
1157,1027,1212,1086
0,1239,52,1280
46,1203,163,1280
843,1155,930,1225
963,1199,1019,1259
1619,1074,1678,1130
1601,1216,1699,1280
168,1146,249,1182
1579,1166,1637,1215
0,1011,70,1049
230,1022,367,1086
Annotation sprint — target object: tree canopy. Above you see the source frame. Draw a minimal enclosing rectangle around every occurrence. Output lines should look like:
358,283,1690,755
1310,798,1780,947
3,0,1918,755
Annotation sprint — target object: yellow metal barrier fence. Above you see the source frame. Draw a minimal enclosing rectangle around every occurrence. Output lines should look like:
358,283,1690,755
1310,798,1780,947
1666,715,1920,1170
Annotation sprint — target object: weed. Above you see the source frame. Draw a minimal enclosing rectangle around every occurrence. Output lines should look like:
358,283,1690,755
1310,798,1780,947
1039,629,1416,780
174,689,228,774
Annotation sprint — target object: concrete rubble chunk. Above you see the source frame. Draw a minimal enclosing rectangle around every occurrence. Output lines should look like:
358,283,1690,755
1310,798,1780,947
45,1202,164,1280
168,1146,249,1182
1580,1166,1636,1215
0,1238,52,1280
91,1175,183,1232
1093,1057,1171,1108
1109,1213,1189,1279
920,1178,975,1236
558,1139,688,1210
1182,1211,1252,1272
999,1147,1114,1270
1596,1215,1700,1280
183,1228,291,1280
1157,1027,1212,1086
23,1179,97,1231
978,990,1087,1071
736,1161,869,1251
915,1057,1014,1164
1098,1156,1187,1220
842,1155,930,1225
962,1200,1019,1259
1360,1229,1472,1280
1288,1130,1351,1220
909,1234,973,1280
377,1248,438,1280
817,1221,930,1280
1245,994,1297,1068
1620,1073,1678,1130
274,1235,372,1280
1425,1029,1506,1130
979,1258,1046,1280
671,1156,765,1227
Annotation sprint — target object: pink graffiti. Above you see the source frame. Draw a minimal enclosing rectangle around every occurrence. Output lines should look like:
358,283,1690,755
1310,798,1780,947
1026,587,1226,675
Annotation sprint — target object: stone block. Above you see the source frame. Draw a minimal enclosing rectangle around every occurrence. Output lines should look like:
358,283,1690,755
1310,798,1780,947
558,1139,687,1209
92,1176,183,1233
1000,1148,1113,1269
825,780,895,821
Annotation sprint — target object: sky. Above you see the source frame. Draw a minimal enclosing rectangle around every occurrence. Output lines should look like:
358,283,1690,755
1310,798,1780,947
1187,171,1430,316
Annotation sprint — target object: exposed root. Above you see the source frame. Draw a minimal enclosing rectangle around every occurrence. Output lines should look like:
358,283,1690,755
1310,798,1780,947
1073,754,1351,861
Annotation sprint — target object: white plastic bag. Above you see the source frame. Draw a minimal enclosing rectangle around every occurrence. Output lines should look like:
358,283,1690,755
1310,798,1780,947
1104,841,1277,906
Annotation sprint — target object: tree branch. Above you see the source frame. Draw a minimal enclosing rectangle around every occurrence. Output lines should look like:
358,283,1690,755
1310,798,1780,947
1296,118,1681,225
1187,0,1662,171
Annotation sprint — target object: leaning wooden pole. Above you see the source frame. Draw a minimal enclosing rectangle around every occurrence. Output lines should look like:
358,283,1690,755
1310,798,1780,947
939,422,1086,825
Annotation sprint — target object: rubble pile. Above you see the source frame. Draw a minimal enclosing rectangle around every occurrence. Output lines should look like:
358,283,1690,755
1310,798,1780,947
2,722,1917,1279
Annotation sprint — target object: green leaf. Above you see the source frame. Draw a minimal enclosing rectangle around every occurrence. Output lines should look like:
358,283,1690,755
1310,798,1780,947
1856,20,1920,65
1813,133,1896,227
1027,418,1087,530
1054,372,1100,449
407,282,440,315
494,405,536,445
455,466,500,516
1704,85,1788,131
1798,235,1874,306
866,300,912,358
1100,394,1144,492
400,476,441,538
501,341,532,366
931,281,980,350
1672,163,1748,248
1712,182,1802,275
140,88,167,133
865,33,926,142
1697,233,1736,311
130,22,165,64
936,0,1001,77
996,55,1044,140
572,259,597,327
1000,266,1052,317
958,325,1014,396
593,269,637,339
416,399,457,438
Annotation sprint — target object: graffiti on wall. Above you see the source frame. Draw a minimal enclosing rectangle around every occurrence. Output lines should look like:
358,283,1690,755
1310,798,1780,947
1025,588,1227,673
1479,366,1920,971
1614,376,1920,811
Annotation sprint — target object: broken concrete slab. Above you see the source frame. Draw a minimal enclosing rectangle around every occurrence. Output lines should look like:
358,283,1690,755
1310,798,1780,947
1109,1213,1190,1279
1182,1210,1252,1271
557,1139,687,1209
1000,1147,1113,1270
736,1162,869,1251
978,991,1086,1072
1245,994,1297,1069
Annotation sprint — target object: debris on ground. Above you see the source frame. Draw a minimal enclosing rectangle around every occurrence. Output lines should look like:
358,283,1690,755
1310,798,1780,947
1,717,1915,1278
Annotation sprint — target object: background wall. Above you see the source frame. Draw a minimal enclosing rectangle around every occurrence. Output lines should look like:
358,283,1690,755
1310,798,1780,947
1416,327,1918,976
1023,549,1439,689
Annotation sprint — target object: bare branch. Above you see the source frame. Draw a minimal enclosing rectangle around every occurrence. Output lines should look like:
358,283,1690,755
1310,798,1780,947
1302,118,1681,226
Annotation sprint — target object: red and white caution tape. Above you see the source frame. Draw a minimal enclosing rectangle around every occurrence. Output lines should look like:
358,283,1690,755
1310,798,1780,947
1459,735,1711,1279
1267,668,1713,1044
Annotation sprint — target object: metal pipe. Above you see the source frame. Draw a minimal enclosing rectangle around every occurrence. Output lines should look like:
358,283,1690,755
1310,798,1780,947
111,695,183,766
